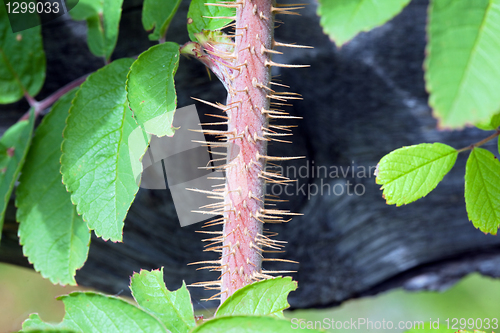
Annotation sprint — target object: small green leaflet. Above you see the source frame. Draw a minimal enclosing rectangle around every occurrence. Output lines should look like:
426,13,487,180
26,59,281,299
0,109,35,241
16,89,90,286
69,0,124,60
476,111,500,131
0,4,46,104
317,0,410,46
216,277,297,318
376,143,457,206
192,316,324,333
142,0,182,41
61,58,149,242
425,0,500,128
187,0,235,42
465,148,500,235
127,42,180,137
22,292,168,332
130,268,196,333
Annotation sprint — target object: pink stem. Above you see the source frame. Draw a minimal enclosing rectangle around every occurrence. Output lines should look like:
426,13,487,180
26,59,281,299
19,74,89,121
220,0,273,303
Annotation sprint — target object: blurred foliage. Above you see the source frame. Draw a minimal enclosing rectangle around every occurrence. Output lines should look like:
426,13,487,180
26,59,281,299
287,273,500,333
2,263,499,333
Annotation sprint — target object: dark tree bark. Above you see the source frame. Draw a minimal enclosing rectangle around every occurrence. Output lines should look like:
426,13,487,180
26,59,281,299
1,0,500,309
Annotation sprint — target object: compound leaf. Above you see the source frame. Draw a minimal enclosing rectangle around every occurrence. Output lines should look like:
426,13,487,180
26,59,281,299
425,0,500,128
16,89,90,286
69,0,124,59
0,4,45,103
187,0,235,42
61,58,149,242
130,268,195,333
191,316,324,333
465,147,500,235
317,0,411,46
0,109,35,240
22,292,168,333
376,143,457,206
127,42,180,137
142,0,182,41
216,277,296,318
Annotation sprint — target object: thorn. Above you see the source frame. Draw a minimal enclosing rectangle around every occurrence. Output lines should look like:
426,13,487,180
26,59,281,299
267,114,303,119
189,129,234,136
257,153,304,161
272,41,313,49
205,113,229,120
270,102,293,107
270,81,289,88
269,124,296,131
271,6,304,15
188,260,222,266
186,188,225,196
265,60,309,68
200,121,229,126
191,97,229,111
196,230,226,235
205,49,237,60
201,290,228,301
275,2,308,7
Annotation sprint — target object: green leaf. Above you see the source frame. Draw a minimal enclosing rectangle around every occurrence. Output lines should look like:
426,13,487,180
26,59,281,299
465,147,500,235
61,58,149,242
22,314,67,330
130,268,195,333
126,43,180,137
192,316,324,333
0,109,35,240
0,4,46,103
69,0,124,59
22,292,168,332
187,0,235,42
376,143,458,206
425,0,500,128
476,111,500,131
142,0,183,41
216,277,296,318
16,89,90,286
317,0,410,46
0,142,8,169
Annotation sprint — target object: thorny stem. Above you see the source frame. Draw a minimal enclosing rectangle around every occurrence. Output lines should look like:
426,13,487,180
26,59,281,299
220,0,274,303
19,74,89,122
457,128,500,152
183,0,309,304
